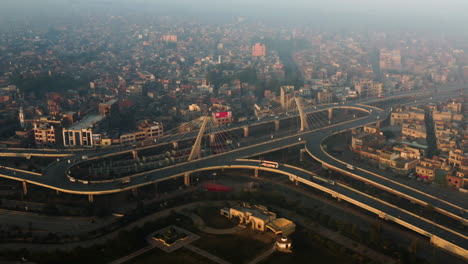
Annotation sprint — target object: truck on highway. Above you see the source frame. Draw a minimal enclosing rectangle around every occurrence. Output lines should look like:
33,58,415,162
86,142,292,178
346,164,355,170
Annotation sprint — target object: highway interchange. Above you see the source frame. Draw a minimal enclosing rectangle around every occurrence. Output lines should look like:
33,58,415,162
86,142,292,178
0,88,467,258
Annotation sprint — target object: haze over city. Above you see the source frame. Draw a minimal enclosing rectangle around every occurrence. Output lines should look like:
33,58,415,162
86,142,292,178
0,0,466,263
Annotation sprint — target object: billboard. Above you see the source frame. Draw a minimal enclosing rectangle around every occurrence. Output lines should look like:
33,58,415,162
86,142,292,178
214,111,232,119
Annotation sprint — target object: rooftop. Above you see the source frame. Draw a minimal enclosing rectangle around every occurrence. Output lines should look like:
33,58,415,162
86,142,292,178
68,114,104,130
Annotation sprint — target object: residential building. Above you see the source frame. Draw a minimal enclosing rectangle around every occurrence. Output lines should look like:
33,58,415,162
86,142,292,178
161,35,177,42
448,149,467,168
317,88,334,104
99,99,119,117
120,120,163,144
401,121,426,140
415,158,442,180
380,49,401,71
252,43,266,57
62,114,104,147
280,86,295,111
213,111,233,125
33,123,61,145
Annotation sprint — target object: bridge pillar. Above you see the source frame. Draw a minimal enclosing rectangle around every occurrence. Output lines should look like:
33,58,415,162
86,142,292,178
376,121,381,128
254,168,259,177
188,116,210,161
243,126,249,137
209,134,216,145
295,179,299,186
274,120,280,132
328,108,333,121
294,97,310,132
88,194,94,203
132,150,139,160
299,148,306,162
131,188,138,196
184,172,190,186
172,141,178,149
22,181,27,195
344,108,349,115
154,182,159,197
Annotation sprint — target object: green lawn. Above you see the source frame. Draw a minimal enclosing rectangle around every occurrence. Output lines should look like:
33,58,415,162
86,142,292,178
195,206,237,229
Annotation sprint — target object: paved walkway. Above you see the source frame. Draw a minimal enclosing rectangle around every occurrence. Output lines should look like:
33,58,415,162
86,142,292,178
185,244,231,264
110,244,154,264
247,246,276,264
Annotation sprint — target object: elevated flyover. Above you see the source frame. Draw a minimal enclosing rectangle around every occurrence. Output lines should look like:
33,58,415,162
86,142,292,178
0,89,435,159
0,158,466,258
303,96,468,226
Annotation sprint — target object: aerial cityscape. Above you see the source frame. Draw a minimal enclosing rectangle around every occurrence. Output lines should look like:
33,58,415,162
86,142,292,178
0,0,467,263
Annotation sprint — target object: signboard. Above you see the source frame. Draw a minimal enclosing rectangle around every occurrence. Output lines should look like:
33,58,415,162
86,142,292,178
214,111,232,119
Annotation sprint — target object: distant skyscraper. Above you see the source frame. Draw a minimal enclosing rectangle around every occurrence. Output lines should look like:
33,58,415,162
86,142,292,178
252,43,266,57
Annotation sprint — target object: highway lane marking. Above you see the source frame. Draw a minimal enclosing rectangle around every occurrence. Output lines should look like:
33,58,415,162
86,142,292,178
318,141,468,214
76,110,374,184
338,183,468,241
0,166,42,176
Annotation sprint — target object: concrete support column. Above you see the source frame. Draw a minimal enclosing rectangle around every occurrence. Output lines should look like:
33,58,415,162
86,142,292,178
22,181,27,195
88,194,94,203
295,179,299,186
56,190,60,195
299,148,306,162
131,188,138,196
209,134,216,145
274,120,280,131
328,108,333,121
344,108,349,115
243,126,249,137
172,141,178,149
376,121,381,128
154,182,159,197
132,150,139,160
184,172,190,186
254,168,259,177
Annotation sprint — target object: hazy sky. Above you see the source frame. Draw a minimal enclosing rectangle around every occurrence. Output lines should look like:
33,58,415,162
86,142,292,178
2,0,468,32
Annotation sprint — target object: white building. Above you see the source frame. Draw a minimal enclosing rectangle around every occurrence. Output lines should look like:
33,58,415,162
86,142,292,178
63,115,104,147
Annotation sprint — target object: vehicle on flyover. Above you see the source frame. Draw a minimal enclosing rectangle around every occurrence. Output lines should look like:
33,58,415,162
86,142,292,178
311,175,336,185
259,160,279,168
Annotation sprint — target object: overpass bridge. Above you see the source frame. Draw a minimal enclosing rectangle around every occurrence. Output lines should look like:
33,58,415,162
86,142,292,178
0,89,466,258
4,157,468,258
0,89,435,159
